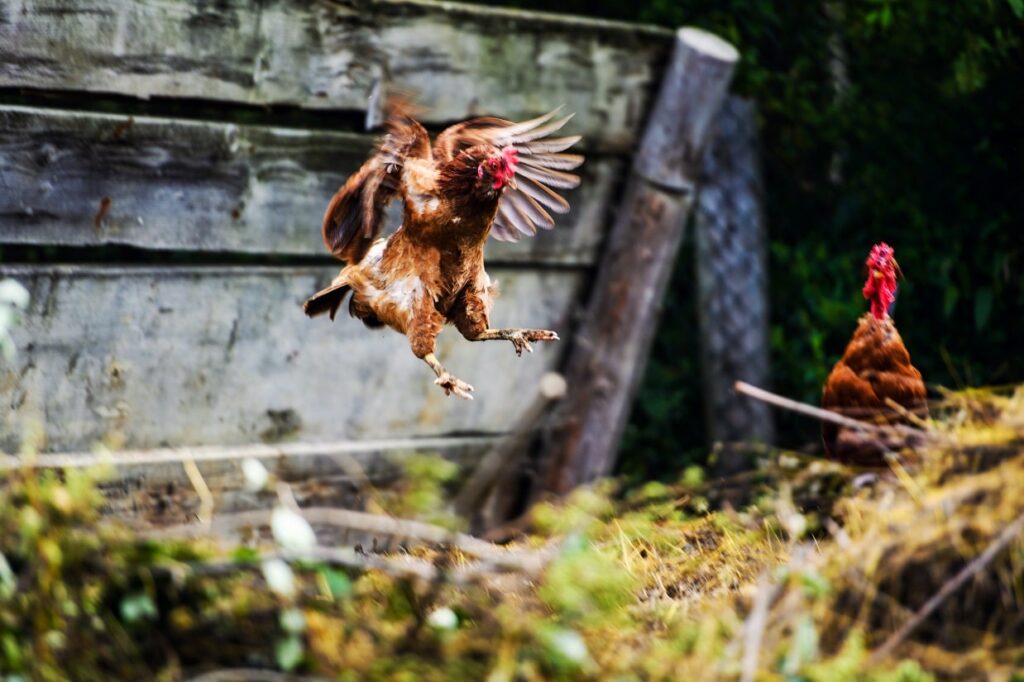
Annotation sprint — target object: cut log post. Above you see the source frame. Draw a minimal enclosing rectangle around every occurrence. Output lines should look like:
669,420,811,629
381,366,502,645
695,97,774,475
532,28,739,497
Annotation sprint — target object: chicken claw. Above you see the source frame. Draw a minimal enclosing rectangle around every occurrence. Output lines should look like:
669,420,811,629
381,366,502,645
471,328,560,356
508,329,560,356
435,373,475,400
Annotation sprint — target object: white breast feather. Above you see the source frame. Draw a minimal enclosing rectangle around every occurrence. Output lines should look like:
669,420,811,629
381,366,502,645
389,276,423,310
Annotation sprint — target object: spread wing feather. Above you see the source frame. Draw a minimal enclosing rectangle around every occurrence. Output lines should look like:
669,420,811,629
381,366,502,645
516,176,570,213
321,99,431,262
433,107,584,242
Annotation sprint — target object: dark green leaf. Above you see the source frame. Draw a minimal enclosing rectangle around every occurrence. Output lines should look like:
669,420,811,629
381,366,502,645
975,288,994,330
119,593,157,623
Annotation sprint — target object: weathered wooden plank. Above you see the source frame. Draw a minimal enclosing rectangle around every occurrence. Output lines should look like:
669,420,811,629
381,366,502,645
0,437,496,527
0,0,671,150
0,105,619,264
0,264,583,454
84,437,497,526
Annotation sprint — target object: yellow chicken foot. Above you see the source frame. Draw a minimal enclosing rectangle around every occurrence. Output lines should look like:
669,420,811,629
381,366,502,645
471,328,560,357
423,352,474,400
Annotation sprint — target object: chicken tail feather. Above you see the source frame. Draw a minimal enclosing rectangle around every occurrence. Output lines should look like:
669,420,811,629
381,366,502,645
302,280,352,321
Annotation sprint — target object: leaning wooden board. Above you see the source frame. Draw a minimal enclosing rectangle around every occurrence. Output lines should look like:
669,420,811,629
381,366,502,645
0,105,621,264
0,0,671,152
0,265,583,454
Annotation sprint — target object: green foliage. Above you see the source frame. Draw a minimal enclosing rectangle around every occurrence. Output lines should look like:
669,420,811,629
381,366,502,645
0,469,211,680
6,391,1024,681
376,453,463,530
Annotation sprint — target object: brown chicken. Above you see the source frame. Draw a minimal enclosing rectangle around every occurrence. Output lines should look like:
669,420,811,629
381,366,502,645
303,100,583,399
821,243,928,465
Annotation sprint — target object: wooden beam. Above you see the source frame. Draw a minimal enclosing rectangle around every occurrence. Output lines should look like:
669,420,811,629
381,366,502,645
0,0,671,151
0,436,498,471
90,436,496,527
533,28,739,496
0,106,620,265
454,372,566,532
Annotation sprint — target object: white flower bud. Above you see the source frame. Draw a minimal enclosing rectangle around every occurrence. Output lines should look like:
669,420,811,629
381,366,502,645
271,507,317,553
427,606,458,630
261,558,296,598
549,628,589,664
241,457,270,492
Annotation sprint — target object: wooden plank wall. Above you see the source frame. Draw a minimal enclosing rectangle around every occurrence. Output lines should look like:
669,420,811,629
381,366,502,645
0,0,673,497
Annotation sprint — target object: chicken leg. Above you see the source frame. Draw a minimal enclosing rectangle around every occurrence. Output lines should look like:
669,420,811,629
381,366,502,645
423,352,475,400
470,328,560,356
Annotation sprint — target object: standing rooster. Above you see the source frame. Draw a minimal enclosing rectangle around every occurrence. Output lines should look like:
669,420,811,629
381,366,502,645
821,243,928,464
303,100,583,399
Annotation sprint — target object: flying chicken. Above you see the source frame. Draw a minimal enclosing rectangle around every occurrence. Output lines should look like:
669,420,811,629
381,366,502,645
303,100,583,400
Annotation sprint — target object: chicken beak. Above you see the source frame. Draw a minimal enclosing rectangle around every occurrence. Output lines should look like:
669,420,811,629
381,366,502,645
506,175,518,190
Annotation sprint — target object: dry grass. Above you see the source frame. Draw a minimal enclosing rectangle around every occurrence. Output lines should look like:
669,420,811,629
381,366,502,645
1,387,1023,680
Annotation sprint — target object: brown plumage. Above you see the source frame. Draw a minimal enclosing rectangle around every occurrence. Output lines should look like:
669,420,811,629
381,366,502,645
821,243,928,465
303,99,583,399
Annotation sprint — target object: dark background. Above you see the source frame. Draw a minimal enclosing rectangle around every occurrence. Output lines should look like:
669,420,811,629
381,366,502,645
479,0,1024,479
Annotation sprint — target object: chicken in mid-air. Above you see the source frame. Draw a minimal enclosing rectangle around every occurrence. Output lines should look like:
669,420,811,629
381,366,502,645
303,100,583,399
821,243,928,465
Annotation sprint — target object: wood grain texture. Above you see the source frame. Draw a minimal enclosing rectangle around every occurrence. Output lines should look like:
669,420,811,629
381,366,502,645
0,0,670,151
0,105,620,264
0,264,583,454
534,28,738,496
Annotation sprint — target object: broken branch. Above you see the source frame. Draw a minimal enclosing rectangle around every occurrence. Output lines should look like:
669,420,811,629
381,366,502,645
867,510,1024,665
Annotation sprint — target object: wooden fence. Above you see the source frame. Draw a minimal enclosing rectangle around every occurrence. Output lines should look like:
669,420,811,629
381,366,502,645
0,0,679,519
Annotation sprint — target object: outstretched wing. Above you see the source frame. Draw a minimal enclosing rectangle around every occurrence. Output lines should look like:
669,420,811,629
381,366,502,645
433,108,584,242
322,99,431,262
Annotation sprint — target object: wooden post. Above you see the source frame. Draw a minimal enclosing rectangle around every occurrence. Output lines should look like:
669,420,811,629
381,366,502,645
454,372,567,533
695,97,774,475
533,28,739,497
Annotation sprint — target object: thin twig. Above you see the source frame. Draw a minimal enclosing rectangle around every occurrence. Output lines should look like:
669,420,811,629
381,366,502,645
188,541,559,586
182,455,214,526
455,372,567,524
740,576,783,682
0,436,499,471
867,510,1024,665
185,669,326,682
883,397,931,429
148,507,543,568
276,481,302,513
734,382,935,441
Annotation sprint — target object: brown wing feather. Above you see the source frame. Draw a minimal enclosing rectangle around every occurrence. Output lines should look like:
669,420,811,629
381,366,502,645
821,314,928,464
321,98,431,262
433,107,584,242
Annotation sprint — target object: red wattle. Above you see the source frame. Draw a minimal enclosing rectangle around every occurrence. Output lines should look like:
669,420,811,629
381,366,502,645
863,274,896,320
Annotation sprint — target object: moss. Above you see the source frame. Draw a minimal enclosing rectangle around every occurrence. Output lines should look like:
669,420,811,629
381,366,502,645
2,386,1023,679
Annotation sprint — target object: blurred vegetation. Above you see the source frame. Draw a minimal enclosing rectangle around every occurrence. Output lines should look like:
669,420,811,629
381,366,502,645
4,387,1024,679
485,0,1024,478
